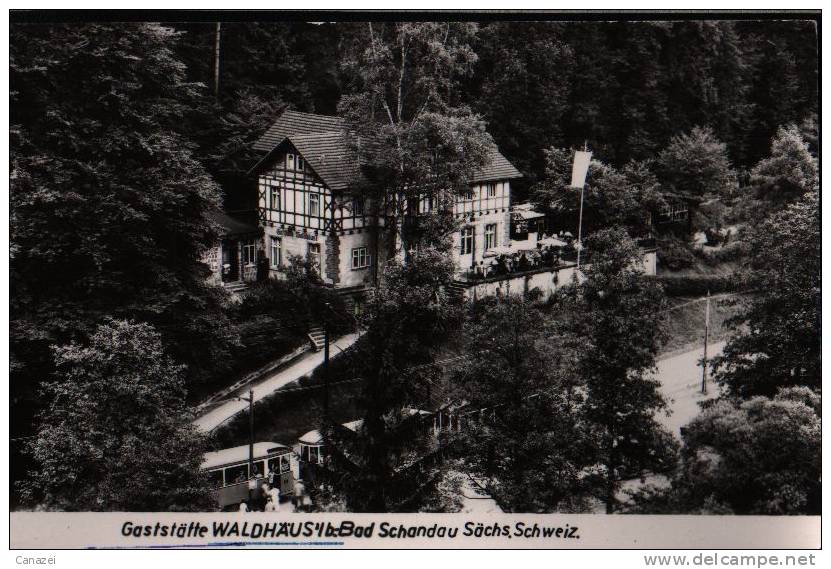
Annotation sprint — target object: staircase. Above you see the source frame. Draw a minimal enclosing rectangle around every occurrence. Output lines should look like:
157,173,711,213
307,327,327,351
447,281,469,303
223,281,249,295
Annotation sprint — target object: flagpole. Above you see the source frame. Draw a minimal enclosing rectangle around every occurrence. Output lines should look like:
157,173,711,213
701,290,711,395
575,141,589,272
576,183,585,271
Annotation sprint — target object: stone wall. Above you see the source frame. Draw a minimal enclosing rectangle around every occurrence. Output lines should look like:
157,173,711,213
325,232,341,285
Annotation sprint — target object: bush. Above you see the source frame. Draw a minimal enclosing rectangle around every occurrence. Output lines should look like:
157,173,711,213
657,237,697,271
648,274,739,296
221,273,352,383
692,238,751,267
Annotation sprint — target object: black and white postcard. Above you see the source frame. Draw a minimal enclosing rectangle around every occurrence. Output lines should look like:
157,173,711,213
6,7,822,554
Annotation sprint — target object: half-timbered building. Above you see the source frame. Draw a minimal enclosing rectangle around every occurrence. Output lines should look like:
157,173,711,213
247,110,657,305
248,110,523,303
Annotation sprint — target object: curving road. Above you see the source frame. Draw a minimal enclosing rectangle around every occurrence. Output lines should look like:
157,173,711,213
654,340,726,437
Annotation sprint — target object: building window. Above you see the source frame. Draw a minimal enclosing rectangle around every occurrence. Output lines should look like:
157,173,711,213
658,202,689,223
485,224,497,250
309,193,320,218
352,197,364,217
460,227,473,255
308,243,321,269
463,189,474,201
486,183,497,198
242,242,257,266
270,186,280,210
270,237,281,268
297,156,305,171
286,153,295,170
351,247,371,270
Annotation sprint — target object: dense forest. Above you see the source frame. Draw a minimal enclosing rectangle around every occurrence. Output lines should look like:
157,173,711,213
169,20,818,204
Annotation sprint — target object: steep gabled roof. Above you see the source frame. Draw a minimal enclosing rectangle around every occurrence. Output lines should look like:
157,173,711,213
289,132,362,193
252,110,345,152
472,147,523,183
252,110,523,189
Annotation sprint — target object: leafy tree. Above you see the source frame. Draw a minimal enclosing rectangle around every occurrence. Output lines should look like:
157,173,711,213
320,245,463,512
626,387,820,515
452,296,595,512
338,22,494,256
10,23,237,403
750,124,818,202
553,228,677,513
713,190,820,397
797,113,818,157
531,148,664,238
20,320,215,511
657,126,737,201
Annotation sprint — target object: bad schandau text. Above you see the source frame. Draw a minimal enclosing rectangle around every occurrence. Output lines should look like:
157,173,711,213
121,520,580,541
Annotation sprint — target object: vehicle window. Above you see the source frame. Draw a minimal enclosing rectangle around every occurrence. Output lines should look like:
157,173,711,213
267,457,280,473
225,464,248,484
208,469,224,487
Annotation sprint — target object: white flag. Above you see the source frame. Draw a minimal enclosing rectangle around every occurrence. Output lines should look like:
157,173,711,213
570,150,592,188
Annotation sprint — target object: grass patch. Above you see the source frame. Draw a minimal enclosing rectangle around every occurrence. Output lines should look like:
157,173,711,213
659,293,748,356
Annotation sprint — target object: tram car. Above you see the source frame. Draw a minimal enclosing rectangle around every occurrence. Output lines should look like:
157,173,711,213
202,441,298,510
294,409,459,471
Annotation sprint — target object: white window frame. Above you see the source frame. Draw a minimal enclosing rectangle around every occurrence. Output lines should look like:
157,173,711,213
270,186,280,210
242,242,257,266
270,236,281,268
286,153,296,170
308,242,321,268
351,247,371,270
460,227,473,255
486,183,497,198
309,193,320,218
485,224,497,250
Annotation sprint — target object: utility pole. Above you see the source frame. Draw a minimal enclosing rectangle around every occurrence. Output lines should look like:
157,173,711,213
576,181,586,271
213,22,222,99
248,388,254,473
323,303,331,423
701,291,711,395
238,389,255,499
